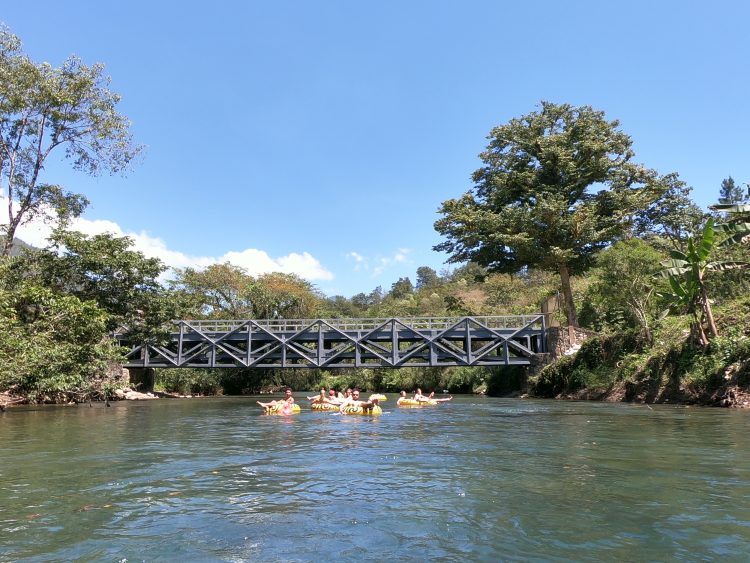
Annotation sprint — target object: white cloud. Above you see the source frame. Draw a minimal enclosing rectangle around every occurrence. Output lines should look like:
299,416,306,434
346,251,369,272
2,196,334,282
347,251,365,263
345,248,412,277
372,248,412,277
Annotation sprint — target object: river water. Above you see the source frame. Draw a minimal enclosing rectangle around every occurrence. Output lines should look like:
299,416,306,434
2,396,750,561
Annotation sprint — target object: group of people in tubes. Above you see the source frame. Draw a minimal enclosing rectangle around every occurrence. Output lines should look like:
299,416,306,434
256,386,452,415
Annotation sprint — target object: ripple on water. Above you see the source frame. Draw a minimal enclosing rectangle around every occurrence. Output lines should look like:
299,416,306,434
2,397,750,560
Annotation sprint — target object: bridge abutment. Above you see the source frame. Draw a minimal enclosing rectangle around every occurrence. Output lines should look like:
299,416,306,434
127,367,155,393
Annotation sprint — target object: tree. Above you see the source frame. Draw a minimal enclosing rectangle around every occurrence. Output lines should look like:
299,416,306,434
583,239,663,339
434,102,663,327
0,281,117,402
247,272,322,319
658,218,748,347
390,276,414,299
719,176,746,204
11,229,179,337
172,262,256,318
633,173,705,251
0,27,140,256
415,266,440,289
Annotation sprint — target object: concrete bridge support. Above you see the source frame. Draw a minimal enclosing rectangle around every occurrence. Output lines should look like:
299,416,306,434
127,367,155,393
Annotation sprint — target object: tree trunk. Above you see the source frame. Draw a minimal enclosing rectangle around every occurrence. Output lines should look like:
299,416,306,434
1,221,17,257
700,285,719,339
558,263,579,327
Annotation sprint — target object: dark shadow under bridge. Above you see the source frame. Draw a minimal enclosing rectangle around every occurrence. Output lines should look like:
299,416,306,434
118,315,547,369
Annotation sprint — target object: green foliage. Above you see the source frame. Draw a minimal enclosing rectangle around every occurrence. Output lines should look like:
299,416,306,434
712,202,750,246
633,173,706,251
172,265,323,320
0,26,141,256
155,369,222,395
718,176,746,205
416,266,440,289
580,239,664,334
0,281,120,402
530,331,650,397
434,101,665,326
658,218,749,347
389,277,414,299
14,229,180,337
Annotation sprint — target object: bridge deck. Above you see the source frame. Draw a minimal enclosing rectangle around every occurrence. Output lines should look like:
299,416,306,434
118,315,546,369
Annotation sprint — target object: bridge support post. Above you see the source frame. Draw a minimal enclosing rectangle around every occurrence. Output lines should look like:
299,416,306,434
127,367,155,393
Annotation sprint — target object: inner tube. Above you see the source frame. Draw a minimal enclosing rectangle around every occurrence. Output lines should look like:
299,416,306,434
311,402,340,412
263,403,301,415
369,394,387,402
340,405,383,416
396,398,438,407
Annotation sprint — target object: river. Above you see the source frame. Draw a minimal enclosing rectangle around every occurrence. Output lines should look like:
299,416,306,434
1,396,749,561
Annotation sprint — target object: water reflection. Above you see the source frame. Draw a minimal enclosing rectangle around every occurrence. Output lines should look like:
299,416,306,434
1,397,750,560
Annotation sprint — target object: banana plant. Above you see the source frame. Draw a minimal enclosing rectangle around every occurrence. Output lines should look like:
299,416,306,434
711,203,750,246
657,218,749,347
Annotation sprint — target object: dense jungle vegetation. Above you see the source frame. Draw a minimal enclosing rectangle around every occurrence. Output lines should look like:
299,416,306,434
1,26,749,405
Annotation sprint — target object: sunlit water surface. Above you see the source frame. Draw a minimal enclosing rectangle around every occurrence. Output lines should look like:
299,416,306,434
2,396,750,561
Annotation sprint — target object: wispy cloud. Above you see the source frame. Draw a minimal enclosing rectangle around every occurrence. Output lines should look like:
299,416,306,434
346,251,368,271
2,198,334,282
346,248,412,277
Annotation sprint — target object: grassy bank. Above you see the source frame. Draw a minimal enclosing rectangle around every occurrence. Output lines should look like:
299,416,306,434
528,296,750,406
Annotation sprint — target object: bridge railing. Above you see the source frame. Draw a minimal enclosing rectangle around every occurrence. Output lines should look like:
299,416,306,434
172,315,544,333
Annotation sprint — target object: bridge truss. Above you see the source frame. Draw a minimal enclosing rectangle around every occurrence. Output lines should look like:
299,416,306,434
118,315,546,369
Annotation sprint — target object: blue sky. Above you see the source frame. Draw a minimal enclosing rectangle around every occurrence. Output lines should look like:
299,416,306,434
3,1,749,297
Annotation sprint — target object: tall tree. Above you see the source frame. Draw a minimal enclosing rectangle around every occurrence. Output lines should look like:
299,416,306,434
633,173,705,251
719,176,746,204
434,102,663,327
415,266,440,289
390,276,414,299
0,27,140,256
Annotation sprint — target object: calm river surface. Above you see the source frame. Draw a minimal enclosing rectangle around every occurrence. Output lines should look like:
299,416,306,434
2,396,750,561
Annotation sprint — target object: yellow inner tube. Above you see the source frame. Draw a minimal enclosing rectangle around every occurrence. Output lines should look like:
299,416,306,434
341,404,383,416
311,402,340,411
263,403,301,415
369,394,387,402
397,398,438,407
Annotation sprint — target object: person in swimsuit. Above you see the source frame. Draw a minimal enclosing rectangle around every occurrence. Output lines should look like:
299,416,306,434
257,388,295,413
428,391,453,403
339,389,378,413
307,388,327,403
414,388,431,403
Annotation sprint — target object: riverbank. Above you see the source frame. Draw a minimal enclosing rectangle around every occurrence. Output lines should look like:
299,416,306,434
527,297,750,408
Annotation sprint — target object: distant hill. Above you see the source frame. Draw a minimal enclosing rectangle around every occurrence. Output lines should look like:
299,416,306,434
0,236,37,256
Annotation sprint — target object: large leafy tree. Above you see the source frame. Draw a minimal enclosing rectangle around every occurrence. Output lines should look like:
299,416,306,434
172,264,322,320
415,266,440,289
434,102,663,326
173,262,256,318
247,272,322,319
8,229,180,338
0,26,140,256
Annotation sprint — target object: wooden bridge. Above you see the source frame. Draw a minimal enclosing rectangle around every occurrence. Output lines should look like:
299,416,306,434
118,315,547,369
